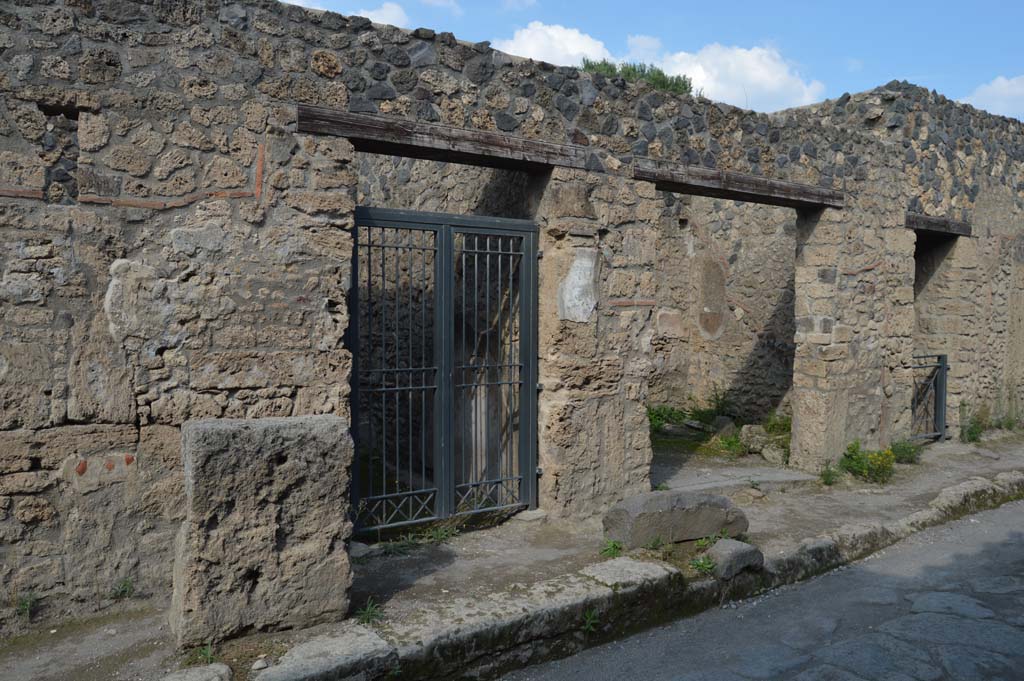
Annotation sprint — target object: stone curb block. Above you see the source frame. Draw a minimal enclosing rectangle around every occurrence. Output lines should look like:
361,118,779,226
253,469,1024,681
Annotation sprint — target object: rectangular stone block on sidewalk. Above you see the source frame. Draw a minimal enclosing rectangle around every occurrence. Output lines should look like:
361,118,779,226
170,416,354,648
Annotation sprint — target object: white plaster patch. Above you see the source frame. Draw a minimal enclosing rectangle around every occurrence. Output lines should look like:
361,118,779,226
557,248,597,323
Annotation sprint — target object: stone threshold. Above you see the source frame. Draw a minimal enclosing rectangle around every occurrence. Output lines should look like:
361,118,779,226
205,469,1024,681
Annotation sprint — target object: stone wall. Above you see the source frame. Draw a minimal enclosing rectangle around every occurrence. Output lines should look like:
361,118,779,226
0,0,1022,630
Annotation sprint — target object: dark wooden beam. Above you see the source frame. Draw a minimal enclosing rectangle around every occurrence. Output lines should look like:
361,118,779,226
633,159,844,210
905,212,972,237
297,104,590,173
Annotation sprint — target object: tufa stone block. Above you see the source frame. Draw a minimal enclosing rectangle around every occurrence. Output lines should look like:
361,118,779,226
170,415,354,648
603,491,748,549
708,538,764,580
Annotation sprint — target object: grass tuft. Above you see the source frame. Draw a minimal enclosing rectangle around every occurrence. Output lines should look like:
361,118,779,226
600,539,624,558
689,555,716,576
820,460,840,486
581,58,694,95
356,597,384,625
890,439,922,464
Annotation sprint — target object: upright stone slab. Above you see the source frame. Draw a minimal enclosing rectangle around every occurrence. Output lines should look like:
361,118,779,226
603,491,748,549
170,416,353,647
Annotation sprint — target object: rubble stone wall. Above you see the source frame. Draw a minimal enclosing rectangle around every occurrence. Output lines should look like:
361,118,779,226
0,0,1021,629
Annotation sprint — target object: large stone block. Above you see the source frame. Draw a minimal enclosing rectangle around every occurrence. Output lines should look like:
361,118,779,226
603,491,748,549
170,416,353,647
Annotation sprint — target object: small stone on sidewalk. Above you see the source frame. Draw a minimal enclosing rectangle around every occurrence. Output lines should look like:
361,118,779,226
708,538,764,580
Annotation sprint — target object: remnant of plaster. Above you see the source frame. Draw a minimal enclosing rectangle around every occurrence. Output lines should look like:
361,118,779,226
557,248,598,322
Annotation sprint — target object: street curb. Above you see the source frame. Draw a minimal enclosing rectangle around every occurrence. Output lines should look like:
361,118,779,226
253,469,1024,681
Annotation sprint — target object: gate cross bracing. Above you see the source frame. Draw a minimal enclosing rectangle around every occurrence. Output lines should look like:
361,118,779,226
911,354,948,440
349,207,538,532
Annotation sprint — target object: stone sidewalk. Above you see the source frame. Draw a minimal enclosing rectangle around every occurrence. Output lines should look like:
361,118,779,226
2,434,1023,681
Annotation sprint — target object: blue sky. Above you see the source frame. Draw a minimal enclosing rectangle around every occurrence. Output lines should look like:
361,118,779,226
289,0,1024,118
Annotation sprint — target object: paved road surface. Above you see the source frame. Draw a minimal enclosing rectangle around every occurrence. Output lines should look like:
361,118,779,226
502,500,1024,681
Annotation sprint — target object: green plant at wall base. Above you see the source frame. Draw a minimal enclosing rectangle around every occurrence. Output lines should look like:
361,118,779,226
600,539,624,558
688,387,735,426
356,597,384,625
188,644,215,665
763,411,792,436
695,530,729,551
110,577,134,601
581,58,694,95
839,441,895,483
647,405,688,433
890,439,921,464
644,536,666,551
820,460,840,486
15,592,38,620
420,525,460,544
581,607,600,634
689,556,716,576
653,482,670,491
960,402,990,442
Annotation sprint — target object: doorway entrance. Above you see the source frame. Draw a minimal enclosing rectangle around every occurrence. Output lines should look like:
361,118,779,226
349,207,538,531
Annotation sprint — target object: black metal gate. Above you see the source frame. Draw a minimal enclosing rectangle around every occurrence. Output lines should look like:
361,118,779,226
349,207,538,532
911,354,948,440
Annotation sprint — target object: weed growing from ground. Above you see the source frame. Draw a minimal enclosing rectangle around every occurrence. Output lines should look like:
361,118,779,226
184,644,217,666
653,482,670,491
763,411,792,436
110,577,134,601
420,525,460,544
600,539,624,558
356,597,384,625
15,592,38,621
820,461,840,486
960,402,991,443
839,440,895,483
688,387,734,426
644,536,665,551
695,529,730,551
647,405,687,433
581,608,600,634
890,439,922,464
689,556,716,576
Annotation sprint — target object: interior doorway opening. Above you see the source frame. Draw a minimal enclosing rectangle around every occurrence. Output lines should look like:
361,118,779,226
911,230,957,439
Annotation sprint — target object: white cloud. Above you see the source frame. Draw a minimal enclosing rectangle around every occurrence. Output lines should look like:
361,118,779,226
493,21,612,66
493,24,823,112
625,34,662,63
422,0,462,16
963,75,1024,120
654,41,825,112
353,2,410,27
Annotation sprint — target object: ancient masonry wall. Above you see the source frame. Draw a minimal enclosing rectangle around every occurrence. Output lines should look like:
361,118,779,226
0,0,1022,628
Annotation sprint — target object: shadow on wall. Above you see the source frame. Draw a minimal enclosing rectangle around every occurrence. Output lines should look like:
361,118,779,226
719,277,796,422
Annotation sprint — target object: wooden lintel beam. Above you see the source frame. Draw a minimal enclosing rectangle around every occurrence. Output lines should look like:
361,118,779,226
905,212,972,237
633,159,844,210
297,104,590,173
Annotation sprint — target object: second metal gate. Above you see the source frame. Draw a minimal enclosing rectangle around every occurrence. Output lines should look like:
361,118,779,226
350,207,538,532
911,354,948,440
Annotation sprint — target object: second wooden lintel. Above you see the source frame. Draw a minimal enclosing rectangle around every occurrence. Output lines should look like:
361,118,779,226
634,159,845,210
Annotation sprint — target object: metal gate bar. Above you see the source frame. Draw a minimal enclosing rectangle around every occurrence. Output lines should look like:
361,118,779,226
350,207,538,532
911,354,948,440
